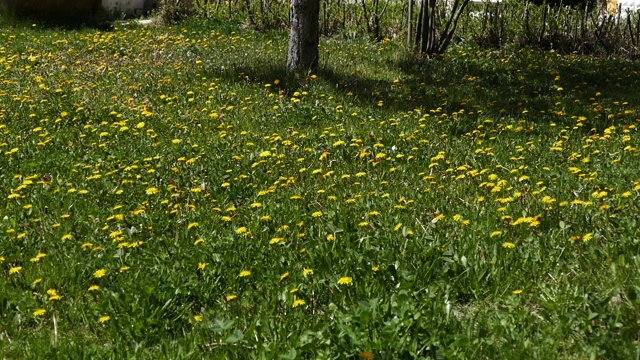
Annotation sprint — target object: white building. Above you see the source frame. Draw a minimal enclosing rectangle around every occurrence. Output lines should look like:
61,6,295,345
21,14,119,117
611,0,640,12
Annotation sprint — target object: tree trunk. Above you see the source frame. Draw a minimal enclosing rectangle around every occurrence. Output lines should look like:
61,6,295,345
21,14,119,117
408,0,413,47
418,0,437,53
245,0,256,25
415,0,469,55
286,0,320,73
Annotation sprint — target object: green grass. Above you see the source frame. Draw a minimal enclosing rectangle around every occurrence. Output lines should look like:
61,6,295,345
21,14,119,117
1,15,640,359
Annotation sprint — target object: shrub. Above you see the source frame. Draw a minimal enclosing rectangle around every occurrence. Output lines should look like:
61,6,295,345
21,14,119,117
156,0,196,24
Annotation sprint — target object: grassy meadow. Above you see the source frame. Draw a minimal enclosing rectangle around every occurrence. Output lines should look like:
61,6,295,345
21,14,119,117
1,14,640,359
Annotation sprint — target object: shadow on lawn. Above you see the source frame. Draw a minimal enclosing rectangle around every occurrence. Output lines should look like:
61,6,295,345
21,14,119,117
216,50,640,132
0,6,119,31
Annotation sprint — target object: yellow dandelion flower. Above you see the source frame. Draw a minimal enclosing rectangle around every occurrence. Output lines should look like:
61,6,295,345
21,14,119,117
88,285,100,291
583,233,593,242
311,211,323,217
280,272,289,281
303,268,313,276
270,237,284,244
94,269,107,278
193,315,203,322
337,276,353,285
235,227,248,234
9,266,22,275
146,187,158,195
541,196,556,204
98,316,110,323
512,289,523,295
360,351,374,360
198,262,207,270
226,294,237,302
292,299,306,308
490,231,502,237
591,191,608,199
61,234,72,241
48,289,61,301
187,222,199,229
502,242,516,249
33,309,46,317
238,270,251,277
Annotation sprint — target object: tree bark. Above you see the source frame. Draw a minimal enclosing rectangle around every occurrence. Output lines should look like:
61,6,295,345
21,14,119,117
415,0,469,55
286,0,320,73
408,0,413,47
418,0,437,53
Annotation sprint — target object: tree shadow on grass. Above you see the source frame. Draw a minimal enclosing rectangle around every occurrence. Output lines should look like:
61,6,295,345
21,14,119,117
396,52,640,130
213,47,640,134
0,5,120,31
216,60,440,112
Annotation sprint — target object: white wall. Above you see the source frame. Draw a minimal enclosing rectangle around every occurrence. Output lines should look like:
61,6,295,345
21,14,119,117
618,0,640,11
102,0,146,16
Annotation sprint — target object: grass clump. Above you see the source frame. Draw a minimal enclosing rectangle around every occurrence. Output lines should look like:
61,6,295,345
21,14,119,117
0,16,639,359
